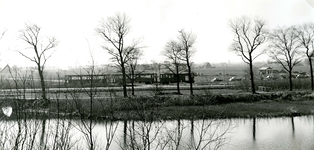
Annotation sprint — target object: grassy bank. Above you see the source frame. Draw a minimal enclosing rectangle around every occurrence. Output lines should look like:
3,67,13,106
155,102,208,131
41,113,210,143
4,90,314,120
112,91,314,120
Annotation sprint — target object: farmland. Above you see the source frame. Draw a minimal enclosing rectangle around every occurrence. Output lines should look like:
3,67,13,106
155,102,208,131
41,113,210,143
0,61,312,93
193,62,312,87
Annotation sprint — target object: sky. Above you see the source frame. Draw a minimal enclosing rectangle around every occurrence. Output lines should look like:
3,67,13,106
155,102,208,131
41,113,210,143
0,0,313,69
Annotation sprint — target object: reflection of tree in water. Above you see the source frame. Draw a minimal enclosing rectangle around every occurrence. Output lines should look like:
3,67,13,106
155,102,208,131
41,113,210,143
291,117,295,138
120,118,231,150
253,117,256,141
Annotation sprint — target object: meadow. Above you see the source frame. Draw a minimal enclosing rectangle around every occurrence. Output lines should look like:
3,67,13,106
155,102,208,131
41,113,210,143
193,62,313,91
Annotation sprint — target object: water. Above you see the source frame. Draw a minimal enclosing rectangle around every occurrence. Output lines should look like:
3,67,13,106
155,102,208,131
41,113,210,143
0,112,314,149
224,116,314,150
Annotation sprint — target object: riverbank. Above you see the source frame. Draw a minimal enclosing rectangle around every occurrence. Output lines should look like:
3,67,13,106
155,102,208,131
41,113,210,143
3,90,314,120
114,98,314,120
60,91,314,120
154,100,314,119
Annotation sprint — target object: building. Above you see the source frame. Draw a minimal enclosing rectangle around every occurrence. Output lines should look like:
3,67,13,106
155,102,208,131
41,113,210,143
259,66,287,80
259,67,273,77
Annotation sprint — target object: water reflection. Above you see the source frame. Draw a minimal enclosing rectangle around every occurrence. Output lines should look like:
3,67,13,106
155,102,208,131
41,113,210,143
0,116,312,149
123,120,127,148
190,119,195,148
291,116,295,138
252,117,256,141
225,116,314,150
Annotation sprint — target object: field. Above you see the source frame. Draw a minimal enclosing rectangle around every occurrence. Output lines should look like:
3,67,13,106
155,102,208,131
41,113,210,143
193,63,313,90
194,65,245,85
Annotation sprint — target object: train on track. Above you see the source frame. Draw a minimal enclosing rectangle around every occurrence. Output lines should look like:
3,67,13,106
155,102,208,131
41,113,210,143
65,73,194,86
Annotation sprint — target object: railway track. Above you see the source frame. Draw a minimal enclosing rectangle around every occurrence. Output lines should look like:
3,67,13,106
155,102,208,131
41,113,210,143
0,84,234,93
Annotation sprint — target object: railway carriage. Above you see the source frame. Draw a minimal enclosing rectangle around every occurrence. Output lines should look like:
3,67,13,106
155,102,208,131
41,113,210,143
138,73,157,84
160,73,194,84
65,72,194,87
65,74,125,86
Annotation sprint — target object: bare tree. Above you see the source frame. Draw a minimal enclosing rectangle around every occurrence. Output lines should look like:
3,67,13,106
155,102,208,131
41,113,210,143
162,40,184,94
19,23,58,106
296,23,314,91
71,40,105,150
229,17,268,94
96,13,141,98
125,47,143,96
268,26,303,91
177,29,196,95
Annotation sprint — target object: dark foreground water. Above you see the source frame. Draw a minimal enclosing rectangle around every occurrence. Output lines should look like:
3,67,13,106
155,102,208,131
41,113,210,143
0,114,313,149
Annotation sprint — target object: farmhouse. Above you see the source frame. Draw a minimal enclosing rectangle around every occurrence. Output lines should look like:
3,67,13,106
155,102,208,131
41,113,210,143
259,66,287,80
259,67,273,77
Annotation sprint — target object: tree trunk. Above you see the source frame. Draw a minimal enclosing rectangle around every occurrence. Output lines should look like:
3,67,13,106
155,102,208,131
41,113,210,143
289,70,293,91
121,62,128,97
38,65,49,106
89,72,94,150
131,80,135,96
249,60,256,94
176,76,180,94
187,62,193,96
176,66,180,94
309,57,314,91
131,70,135,96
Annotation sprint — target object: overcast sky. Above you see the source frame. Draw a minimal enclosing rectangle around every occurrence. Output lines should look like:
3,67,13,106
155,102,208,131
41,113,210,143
0,0,314,68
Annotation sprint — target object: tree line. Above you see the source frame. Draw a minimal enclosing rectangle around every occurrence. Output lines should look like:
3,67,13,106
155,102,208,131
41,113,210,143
230,16,314,94
2,12,197,107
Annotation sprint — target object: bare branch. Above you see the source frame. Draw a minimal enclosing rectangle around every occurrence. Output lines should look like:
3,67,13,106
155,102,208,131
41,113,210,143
296,23,314,58
17,51,36,63
268,26,303,90
18,23,58,104
96,13,140,97
229,16,268,94
229,17,267,62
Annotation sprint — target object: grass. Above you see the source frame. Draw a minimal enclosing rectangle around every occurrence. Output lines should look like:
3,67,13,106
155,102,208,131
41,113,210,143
11,90,309,121
112,100,314,120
